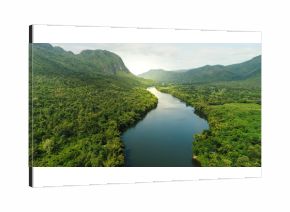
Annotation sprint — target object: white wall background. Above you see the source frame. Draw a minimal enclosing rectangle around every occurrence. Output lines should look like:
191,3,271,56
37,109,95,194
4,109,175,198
0,0,289,211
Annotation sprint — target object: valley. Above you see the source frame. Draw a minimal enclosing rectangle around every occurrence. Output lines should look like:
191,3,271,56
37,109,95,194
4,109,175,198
30,43,261,167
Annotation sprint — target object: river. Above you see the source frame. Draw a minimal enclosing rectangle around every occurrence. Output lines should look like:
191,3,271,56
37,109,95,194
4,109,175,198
122,87,209,167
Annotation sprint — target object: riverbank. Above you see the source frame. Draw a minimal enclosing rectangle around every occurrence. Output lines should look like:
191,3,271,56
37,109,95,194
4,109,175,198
119,88,158,133
122,87,209,167
157,84,261,167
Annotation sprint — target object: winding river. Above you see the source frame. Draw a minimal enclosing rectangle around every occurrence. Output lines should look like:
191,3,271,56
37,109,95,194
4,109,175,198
122,87,209,167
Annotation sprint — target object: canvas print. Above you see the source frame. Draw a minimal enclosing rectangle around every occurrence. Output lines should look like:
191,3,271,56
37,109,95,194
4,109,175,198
29,43,261,167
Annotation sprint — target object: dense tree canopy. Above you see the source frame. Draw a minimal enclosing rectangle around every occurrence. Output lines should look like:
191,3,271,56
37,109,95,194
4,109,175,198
29,44,157,166
30,43,261,167
158,80,261,167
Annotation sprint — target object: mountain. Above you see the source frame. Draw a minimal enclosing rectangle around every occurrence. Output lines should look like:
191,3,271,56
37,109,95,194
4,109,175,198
139,55,261,84
29,43,157,167
32,43,131,77
78,49,130,74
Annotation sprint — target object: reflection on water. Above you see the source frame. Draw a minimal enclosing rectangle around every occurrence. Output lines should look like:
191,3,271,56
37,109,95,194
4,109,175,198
122,87,209,167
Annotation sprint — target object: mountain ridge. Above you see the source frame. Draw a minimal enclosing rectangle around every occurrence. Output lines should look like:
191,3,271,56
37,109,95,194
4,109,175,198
32,43,131,76
29,43,157,167
139,55,261,84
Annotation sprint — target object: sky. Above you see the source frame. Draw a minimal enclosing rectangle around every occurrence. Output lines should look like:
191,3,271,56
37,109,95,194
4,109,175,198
51,43,261,75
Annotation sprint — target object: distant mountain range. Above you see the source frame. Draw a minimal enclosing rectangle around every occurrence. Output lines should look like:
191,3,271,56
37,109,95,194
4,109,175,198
138,55,261,84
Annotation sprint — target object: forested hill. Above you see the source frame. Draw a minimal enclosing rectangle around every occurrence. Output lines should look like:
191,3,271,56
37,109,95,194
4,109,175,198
32,43,131,76
139,55,261,84
29,43,157,167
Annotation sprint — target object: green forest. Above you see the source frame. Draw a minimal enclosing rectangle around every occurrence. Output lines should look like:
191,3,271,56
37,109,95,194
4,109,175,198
29,44,157,166
30,43,261,167
157,79,261,166
140,55,261,167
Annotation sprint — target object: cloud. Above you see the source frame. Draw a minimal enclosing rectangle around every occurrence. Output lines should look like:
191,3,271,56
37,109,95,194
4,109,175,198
51,43,261,75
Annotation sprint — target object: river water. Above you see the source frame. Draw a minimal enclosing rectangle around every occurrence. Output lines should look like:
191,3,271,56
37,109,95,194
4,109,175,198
122,87,209,167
